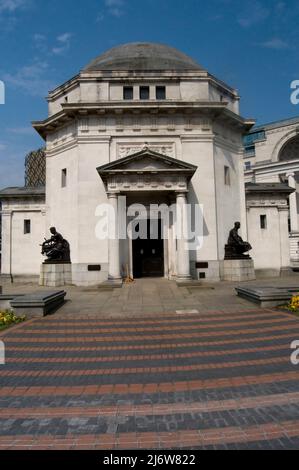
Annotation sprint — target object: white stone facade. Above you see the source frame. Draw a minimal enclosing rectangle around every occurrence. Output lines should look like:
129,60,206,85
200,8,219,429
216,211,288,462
0,191,45,281
244,117,299,274
1,43,272,285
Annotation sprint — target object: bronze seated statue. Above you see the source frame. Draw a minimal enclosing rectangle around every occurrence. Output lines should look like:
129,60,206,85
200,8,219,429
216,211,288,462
41,227,71,264
225,222,252,260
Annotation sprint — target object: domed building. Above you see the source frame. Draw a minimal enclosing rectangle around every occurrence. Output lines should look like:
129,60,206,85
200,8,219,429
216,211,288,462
0,42,294,285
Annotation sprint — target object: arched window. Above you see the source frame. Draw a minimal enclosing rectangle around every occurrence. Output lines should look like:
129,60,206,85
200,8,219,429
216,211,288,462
279,135,299,162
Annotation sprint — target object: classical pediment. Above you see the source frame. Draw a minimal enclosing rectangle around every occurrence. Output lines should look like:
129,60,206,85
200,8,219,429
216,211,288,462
97,147,197,176
97,147,197,192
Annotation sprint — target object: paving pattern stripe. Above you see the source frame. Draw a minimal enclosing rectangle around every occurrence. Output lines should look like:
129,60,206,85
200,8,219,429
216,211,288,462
1,405,299,438
34,308,277,322
56,307,277,315
4,323,299,343
2,378,299,408
4,343,291,365
1,390,299,418
5,331,298,353
0,419,298,449
1,353,289,374
190,437,299,450
0,355,292,378
1,370,298,397
3,364,297,388
5,339,292,358
23,311,287,329
10,317,295,336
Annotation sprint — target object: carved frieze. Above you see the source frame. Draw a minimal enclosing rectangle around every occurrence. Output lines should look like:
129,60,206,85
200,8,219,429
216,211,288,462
118,144,175,159
106,175,188,192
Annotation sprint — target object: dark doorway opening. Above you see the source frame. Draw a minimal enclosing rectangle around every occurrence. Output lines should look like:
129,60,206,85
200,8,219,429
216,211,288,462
133,219,164,278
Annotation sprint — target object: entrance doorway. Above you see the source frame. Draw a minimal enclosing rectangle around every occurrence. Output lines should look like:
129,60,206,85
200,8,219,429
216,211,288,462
133,219,164,278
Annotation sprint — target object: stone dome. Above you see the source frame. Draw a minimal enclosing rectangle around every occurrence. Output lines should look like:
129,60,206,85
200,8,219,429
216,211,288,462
84,42,205,72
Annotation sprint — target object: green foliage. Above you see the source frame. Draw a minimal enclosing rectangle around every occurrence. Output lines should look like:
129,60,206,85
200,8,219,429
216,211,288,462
0,310,25,330
286,295,299,313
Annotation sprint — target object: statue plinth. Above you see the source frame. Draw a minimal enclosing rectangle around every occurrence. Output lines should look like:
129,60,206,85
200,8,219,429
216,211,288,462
39,263,72,287
221,258,256,282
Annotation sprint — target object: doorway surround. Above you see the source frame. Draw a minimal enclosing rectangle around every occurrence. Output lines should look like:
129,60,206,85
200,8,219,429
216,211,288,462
97,147,197,284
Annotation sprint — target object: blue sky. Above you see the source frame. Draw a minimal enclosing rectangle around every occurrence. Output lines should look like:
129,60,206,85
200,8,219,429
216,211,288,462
0,0,299,188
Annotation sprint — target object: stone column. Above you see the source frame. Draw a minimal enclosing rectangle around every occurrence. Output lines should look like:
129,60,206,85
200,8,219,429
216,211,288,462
0,210,12,278
107,192,121,282
287,172,298,232
176,192,191,280
278,206,291,271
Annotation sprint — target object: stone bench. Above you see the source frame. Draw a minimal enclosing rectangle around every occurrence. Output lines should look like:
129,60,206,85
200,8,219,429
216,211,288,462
10,291,66,318
236,286,299,308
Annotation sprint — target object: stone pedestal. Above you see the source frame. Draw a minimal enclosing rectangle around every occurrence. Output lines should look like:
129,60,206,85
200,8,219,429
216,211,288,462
39,263,72,287
221,259,256,282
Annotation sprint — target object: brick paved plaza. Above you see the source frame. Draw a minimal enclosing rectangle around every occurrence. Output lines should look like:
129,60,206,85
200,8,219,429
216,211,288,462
1,278,299,450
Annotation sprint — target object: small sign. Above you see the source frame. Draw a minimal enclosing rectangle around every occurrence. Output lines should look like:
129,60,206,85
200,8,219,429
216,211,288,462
196,262,209,269
88,265,101,271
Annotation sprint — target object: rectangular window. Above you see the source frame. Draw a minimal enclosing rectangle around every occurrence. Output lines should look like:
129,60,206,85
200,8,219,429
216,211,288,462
260,215,267,229
245,145,255,156
224,166,231,186
156,86,166,100
243,130,266,146
61,168,67,188
24,219,31,234
123,86,133,100
140,86,150,100
245,161,251,170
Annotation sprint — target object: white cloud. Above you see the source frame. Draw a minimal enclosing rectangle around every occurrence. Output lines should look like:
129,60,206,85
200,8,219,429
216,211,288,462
238,1,269,28
33,33,47,52
96,0,126,22
0,0,29,13
52,32,72,55
33,33,46,43
57,32,72,43
32,32,73,57
2,61,55,96
0,0,31,31
260,37,290,50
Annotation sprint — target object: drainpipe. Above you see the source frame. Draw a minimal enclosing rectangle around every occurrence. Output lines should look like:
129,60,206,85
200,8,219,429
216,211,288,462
0,209,13,284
